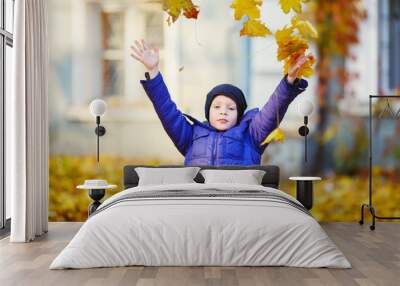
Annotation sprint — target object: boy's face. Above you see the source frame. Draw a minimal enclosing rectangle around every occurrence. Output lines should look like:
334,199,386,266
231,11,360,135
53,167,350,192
209,95,238,131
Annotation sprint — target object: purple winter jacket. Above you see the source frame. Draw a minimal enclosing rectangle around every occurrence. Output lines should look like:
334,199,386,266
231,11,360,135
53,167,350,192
140,72,308,166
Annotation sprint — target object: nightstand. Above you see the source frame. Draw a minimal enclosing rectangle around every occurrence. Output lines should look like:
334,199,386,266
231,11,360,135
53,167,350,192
289,176,321,210
77,180,117,216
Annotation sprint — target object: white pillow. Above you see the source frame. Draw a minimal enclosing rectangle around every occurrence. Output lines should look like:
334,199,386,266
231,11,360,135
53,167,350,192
135,167,201,186
200,169,266,185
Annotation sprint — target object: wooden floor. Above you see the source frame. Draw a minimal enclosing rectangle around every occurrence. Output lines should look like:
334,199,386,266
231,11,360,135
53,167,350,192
0,222,398,286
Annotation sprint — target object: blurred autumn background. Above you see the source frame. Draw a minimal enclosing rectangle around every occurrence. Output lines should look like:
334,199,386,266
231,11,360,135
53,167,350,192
48,0,400,222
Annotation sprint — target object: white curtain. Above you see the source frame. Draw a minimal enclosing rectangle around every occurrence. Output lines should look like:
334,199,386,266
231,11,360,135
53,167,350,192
7,0,49,242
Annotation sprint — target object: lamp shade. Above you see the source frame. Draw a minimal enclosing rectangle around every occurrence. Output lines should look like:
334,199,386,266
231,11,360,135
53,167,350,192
89,99,107,117
298,99,314,116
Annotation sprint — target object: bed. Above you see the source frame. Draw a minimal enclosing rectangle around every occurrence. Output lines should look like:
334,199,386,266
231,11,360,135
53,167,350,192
50,165,351,269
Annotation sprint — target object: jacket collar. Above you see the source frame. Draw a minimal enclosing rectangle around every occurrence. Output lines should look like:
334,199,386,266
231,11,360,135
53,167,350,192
183,108,259,131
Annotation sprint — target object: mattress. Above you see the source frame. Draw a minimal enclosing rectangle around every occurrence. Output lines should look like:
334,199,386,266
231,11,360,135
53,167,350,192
50,183,351,269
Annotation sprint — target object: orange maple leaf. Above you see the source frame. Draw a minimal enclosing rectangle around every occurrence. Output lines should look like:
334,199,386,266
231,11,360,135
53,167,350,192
163,0,199,24
275,26,308,61
183,6,200,19
276,35,308,61
284,52,316,78
275,18,317,78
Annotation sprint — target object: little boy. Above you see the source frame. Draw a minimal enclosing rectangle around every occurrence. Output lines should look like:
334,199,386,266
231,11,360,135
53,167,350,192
131,39,311,166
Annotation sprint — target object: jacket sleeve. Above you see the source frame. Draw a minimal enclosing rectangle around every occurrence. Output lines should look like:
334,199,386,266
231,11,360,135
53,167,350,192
140,72,193,156
249,75,308,151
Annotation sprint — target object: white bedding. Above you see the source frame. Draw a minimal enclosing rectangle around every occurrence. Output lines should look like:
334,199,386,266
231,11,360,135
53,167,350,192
50,183,351,269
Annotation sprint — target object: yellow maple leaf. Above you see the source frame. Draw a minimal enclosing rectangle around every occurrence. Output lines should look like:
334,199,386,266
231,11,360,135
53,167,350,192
291,16,318,39
279,0,308,14
230,0,263,21
240,19,272,37
275,25,294,44
261,128,285,145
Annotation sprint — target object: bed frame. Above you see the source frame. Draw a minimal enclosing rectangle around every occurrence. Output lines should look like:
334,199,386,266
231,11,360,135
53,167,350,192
123,165,280,189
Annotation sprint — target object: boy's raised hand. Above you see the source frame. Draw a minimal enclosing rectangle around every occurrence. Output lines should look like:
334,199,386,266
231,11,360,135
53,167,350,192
130,39,159,76
287,53,314,84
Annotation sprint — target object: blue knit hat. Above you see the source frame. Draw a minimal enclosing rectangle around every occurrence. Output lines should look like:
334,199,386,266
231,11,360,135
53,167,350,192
205,84,247,122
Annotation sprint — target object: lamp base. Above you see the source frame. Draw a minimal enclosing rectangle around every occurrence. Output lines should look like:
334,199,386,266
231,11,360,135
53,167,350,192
296,180,313,210
88,189,105,216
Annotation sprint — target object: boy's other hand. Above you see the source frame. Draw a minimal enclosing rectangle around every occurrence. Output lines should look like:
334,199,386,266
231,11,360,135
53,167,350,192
130,39,159,78
287,53,314,84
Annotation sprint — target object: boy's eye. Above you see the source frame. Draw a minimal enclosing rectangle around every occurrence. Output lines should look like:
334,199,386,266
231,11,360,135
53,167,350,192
229,107,236,111
214,106,220,109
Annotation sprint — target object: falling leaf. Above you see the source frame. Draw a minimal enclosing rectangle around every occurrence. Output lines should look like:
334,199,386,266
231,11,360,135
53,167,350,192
230,0,263,21
240,19,272,37
261,128,285,145
183,6,200,19
163,0,200,24
317,123,338,144
279,0,308,14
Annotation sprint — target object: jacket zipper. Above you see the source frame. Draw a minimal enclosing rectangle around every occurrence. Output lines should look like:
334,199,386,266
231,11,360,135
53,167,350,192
213,133,220,165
